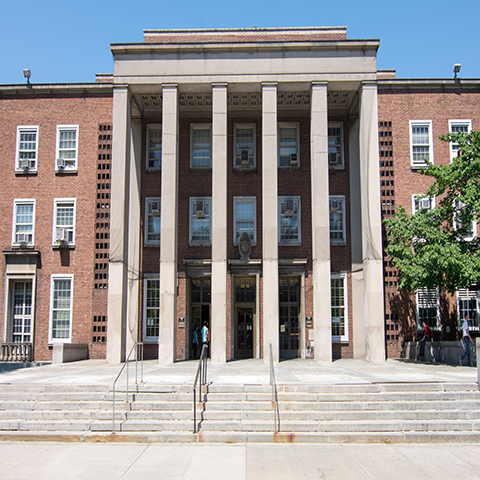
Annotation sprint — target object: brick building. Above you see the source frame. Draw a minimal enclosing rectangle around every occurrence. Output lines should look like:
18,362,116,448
0,27,478,364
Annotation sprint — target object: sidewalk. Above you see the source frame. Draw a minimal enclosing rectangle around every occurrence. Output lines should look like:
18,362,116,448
1,441,480,479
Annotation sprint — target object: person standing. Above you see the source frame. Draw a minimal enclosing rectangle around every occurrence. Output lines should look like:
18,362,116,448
418,322,433,361
201,322,209,358
460,315,473,366
192,327,199,360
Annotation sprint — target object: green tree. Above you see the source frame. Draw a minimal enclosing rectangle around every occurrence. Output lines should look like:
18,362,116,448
384,130,480,294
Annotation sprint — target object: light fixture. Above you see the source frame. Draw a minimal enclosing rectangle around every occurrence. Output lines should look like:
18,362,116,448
453,64,461,79
23,69,31,84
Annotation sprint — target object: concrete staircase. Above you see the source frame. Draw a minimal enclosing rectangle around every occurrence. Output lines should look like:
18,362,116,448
1,382,480,443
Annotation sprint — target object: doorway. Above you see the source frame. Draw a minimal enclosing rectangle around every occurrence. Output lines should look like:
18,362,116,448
279,277,300,360
11,280,33,343
236,308,253,358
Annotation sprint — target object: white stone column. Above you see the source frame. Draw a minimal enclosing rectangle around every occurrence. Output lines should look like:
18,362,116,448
211,83,228,363
359,81,386,363
107,85,131,364
262,83,279,363
310,82,332,362
158,84,179,364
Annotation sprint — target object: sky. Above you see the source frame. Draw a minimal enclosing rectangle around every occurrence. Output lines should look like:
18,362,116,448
1,0,479,85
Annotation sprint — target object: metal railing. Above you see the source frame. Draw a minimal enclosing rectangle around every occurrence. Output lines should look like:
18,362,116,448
269,343,280,433
112,342,144,433
193,344,208,434
1,342,33,362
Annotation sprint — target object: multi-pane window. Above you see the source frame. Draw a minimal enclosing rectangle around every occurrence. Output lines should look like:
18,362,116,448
454,199,477,240
191,124,211,168
331,274,348,341
413,194,434,214
234,197,256,245
190,197,212,245
410,120,433,168
329,196,346,244
457,289,479,330
234,124,255,169
416,287,439,330
49,275,73,342
53,199,76,246
449,120,471,161
145,198,161,245
56,125,78,171
279,196,301,244
12,199,35,245
16,126,39,171
144,277,160,340
278,123,299,168
328,122,344,168
12,281,32,343
147,124,162,169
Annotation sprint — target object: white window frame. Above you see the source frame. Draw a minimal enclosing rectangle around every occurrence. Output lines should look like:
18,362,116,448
143,275,160,341
49,274,73,343
190,124,212,169
278,196,301,245
449,120,471,162
233,196,257,245
16,125,39,172
457,288,480,331
331,273,348,342
409,120,433,169
53,198,76,247
329,195,346,244
12,199,36,246
328,122,344,169
412,194,435,214
278,122,300,168
146,124,162,170
416,287,440,330
55,125,79,172
145,197,161,245
189,197,212,246
234,123,256,170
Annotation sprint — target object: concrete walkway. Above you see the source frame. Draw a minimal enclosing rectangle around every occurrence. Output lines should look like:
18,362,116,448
1,442,480,479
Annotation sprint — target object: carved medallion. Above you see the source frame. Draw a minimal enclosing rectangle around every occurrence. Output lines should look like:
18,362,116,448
238,232,252,260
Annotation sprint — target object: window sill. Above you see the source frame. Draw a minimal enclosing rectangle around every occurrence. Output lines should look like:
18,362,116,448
15,170,37,176
330,241,347,246
55,169,78,175
52,244,76,251
146,167,161,172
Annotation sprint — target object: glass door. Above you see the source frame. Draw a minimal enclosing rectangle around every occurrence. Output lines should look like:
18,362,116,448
11,281,32,343
237,308,253,358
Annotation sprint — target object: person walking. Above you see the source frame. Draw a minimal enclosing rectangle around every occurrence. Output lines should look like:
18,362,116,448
201,322,209,358
460,315,473,366
192,326,199,359
417,322,433,361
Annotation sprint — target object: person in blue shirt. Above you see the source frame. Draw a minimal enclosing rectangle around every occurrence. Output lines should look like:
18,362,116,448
193,327,199,359
201,323,209,358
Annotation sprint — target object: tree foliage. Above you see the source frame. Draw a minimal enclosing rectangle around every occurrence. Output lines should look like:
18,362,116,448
384,130,480,294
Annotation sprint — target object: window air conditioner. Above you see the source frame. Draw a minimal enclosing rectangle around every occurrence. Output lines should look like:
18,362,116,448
241,150,250,165
56,227,67,243
420,198,431,210
330,200,339,212
16,233,28,244
19,159,31,170
284,199,294,217
289,153,298,166
195,201,206,218
57,158,66,169
150,201,160,216
329,152,339,165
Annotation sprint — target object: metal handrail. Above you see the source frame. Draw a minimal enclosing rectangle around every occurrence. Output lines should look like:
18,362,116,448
269,343,280,433
193,344,208,434
112,342,144,433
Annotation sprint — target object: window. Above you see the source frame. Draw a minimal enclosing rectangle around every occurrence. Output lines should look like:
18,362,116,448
328,122,344,168
278,196,301,244
278,123,299,168
454,199,477,240
416,287,439,330
449,120,471,162
53,199,76,246
191,124,211,168
16,126,39,172
457,288,479,330
234,197,256,245
234,124,256,169
143,277,160,341
329,196,346,244
145,198,161,245
56,125,78,171
49,275,73,342
12,199,35,246
190,197,212,245
412,194,434,214
147,124,162,169
410,120,433,168
331,274,348,342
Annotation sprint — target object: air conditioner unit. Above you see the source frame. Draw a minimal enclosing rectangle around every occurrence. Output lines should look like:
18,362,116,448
195,201,206,218
284,199,294,217
240,150,250,165
56,227,67,243
329,152,339,165
19,159,31,170
330,200,339,212
57,158,66,169
420,198,431,210
150,201,160,216
289,153,298,166
16,233,28,244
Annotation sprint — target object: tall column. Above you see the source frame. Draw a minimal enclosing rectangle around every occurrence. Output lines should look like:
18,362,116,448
359,81,386,363
158,84,179,364
310,82,332,362
262,83,279,363
211,83,228,363
107,85,131,363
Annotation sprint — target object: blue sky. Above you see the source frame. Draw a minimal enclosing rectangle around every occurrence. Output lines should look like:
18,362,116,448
1,0,479,85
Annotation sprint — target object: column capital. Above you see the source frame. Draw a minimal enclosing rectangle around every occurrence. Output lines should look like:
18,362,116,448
162,83,178,90
262,81,278,88
212,82,228,88
311,81,328,87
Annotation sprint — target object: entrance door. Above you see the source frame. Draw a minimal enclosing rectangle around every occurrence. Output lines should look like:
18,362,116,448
279,305,300,360
11,281,32,343
237,308,253,358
